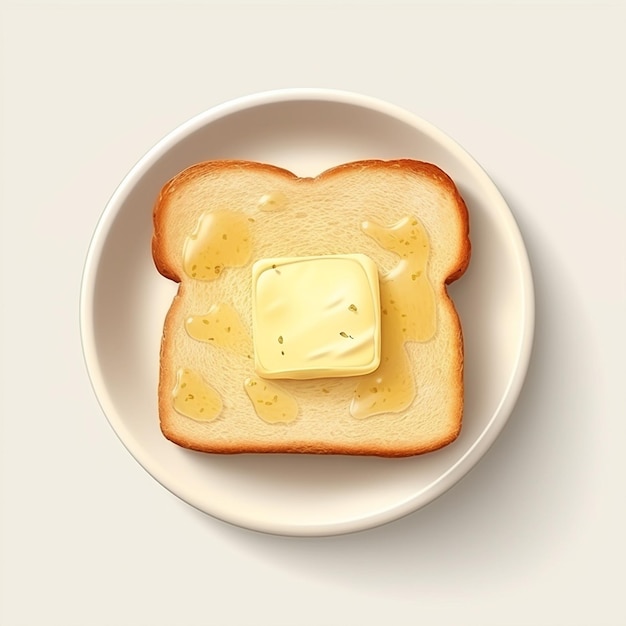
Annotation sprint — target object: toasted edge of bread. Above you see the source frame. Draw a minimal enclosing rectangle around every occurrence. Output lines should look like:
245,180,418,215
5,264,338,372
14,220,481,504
152,159,470,456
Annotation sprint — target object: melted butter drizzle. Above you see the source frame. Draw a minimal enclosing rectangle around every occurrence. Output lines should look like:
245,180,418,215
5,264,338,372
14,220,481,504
172,368,222,422
351,216,436,419
244,377,299,423
183,211,252,280
185,303,252,358
182,300,299,423
257,191,288,212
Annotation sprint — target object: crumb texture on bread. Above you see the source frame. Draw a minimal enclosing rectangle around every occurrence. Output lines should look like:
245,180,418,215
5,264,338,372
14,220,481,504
153,159,470,457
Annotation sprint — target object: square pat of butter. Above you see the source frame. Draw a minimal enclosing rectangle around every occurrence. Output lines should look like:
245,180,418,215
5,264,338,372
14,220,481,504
252,254,381,380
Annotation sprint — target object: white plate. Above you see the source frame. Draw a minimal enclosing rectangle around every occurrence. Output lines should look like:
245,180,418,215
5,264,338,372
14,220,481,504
80,89,534,536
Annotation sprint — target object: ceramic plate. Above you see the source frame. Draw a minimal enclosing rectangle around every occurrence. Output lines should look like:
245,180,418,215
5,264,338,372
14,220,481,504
80,89,534,536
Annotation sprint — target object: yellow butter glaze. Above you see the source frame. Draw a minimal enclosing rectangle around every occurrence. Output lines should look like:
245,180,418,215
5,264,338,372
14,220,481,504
183,211,252,280
244,377,299,423
257,191,288,212
172,368,222,422
185,302,252,358
350,216,436,419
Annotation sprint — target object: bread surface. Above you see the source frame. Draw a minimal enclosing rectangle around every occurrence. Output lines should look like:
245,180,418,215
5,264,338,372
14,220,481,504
152,159,470,456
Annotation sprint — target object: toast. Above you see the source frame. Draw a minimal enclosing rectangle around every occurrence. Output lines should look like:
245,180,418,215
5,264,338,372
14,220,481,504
152,159,470,457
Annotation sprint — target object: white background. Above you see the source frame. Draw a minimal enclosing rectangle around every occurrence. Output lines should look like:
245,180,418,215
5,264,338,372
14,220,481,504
1,1,625,625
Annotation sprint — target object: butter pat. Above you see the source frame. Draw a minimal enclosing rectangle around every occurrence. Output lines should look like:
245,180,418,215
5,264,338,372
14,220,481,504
252,254,381,380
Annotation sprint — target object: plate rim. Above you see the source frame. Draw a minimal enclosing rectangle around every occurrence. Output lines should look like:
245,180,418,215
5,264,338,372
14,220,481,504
79,88,535,536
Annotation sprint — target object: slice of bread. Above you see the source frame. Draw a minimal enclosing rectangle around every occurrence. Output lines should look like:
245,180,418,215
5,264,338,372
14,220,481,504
152,159,470,457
